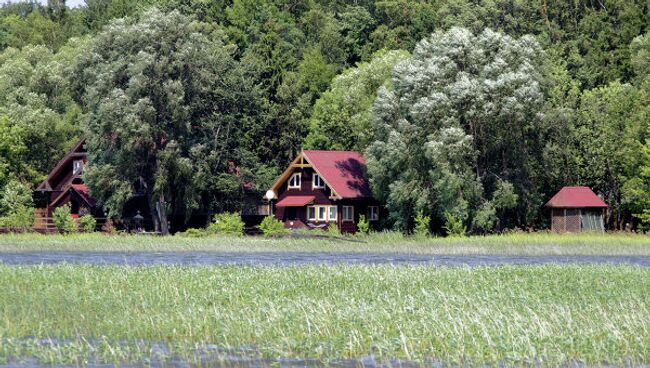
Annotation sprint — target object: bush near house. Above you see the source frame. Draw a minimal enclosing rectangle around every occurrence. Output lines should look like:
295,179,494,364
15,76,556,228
207,213,245,236
258,216,287,237
78,215,96,233
357,215,370,235
52,205,77,234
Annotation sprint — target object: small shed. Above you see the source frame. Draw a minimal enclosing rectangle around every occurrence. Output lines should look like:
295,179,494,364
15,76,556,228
545,186,607,233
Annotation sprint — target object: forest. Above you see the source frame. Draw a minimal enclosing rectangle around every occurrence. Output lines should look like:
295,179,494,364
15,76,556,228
0,0,649,233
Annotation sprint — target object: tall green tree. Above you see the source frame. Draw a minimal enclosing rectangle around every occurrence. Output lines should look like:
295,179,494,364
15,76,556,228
575,82,648,229
366,28,548,231
73,8,261,234
0,43,83,187
304,49,409,151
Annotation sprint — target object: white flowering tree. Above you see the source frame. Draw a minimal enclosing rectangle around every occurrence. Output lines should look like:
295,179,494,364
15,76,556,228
366,27,546,232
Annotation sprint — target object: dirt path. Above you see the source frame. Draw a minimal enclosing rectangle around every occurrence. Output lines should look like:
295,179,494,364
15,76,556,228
1,252,649,267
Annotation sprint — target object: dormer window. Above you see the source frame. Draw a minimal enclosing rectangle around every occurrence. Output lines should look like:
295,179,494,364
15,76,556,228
288,173,301,189
312,174,325,189
73,160,84,175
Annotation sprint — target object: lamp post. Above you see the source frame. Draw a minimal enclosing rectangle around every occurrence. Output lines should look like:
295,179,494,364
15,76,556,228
133,211,144,232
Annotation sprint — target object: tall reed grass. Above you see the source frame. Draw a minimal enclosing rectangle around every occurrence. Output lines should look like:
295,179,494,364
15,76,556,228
0,231,648,255
1,265,649,366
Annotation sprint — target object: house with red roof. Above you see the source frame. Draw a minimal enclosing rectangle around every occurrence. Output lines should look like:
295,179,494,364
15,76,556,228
35,139,149,231
265,150,380,233
35,139,98,220
545,186,608,233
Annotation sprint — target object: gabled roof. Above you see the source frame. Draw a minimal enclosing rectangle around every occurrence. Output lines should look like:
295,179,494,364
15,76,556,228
268,150,373,200
545,186,607,208
71,184,97,207
37,138,87,192
49,184,96,208
303,150,372,199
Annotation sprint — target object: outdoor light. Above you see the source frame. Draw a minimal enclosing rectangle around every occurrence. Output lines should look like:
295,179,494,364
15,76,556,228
133,211,144,231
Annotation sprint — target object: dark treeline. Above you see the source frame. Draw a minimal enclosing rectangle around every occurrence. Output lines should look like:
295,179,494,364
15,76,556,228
0,0,649,233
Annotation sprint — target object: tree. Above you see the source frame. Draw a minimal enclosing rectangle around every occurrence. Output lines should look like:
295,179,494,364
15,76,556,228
0,179,33,215
304,49,409,151
0,179,35,230
366,28,547,231
0,44,83,187
575,81,648,229
73,8,261,234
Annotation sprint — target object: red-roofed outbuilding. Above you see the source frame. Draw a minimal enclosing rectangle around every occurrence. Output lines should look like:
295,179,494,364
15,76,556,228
545,186,607,232
266,150,379,233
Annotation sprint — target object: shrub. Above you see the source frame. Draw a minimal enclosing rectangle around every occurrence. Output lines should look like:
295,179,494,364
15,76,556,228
0,206,34,230
79,215,97,233
357,215,370,235
0,180,35,231
178,228,207,237
443,211,467,237
0,180,33,215
413,210,430,237
258,216,287,237
472,202,497,233
207,212,244,236
53,204,77,234
327,222,339,235
102,218,116,234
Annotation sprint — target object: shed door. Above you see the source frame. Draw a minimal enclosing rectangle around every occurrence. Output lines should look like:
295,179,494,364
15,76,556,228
581,209,603,232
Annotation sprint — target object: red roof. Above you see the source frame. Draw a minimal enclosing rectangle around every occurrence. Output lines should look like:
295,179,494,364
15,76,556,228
71,184,97,207
303,150,372,199
545,186,607,208
276,195,315,207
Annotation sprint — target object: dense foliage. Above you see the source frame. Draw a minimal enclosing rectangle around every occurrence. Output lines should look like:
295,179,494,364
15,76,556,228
0,0,649,232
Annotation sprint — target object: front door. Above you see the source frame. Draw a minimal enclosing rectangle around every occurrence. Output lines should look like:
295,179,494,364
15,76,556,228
284,207,298,221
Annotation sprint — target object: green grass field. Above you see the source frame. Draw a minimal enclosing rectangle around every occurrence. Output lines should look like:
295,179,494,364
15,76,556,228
1,264,649,366
0,232,649,255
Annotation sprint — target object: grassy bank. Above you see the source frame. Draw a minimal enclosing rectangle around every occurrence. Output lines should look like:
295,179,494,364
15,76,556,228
1,265,650,366
0,232,649,255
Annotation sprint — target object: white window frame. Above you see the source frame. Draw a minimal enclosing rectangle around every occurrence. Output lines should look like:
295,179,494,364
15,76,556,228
368,206,379,221
73,160,84,175
307,206,316,221
288,173,301,189
312,174,325,189
328,206,337,221
342,206,354,222
318,206,328,221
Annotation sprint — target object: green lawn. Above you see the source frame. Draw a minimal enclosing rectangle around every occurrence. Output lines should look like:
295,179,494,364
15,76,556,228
1,265,649,366
0,232,649,255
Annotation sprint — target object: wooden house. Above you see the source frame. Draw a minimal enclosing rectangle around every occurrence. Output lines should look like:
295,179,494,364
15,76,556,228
34,139,150,231
545,186,607,233
265,150,380,233
35,139,98,220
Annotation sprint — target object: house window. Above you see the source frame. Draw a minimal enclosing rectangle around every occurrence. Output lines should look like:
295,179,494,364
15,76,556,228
313,174,325,189
318,206,327,221
368,206,379,221
73,160,84,175
328,206,337,221
288,173,301,189
307,206,316,221
342,206,354,222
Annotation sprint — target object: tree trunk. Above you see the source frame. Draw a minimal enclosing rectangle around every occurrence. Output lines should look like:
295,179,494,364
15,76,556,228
147,193,169,235
156,198,169,235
